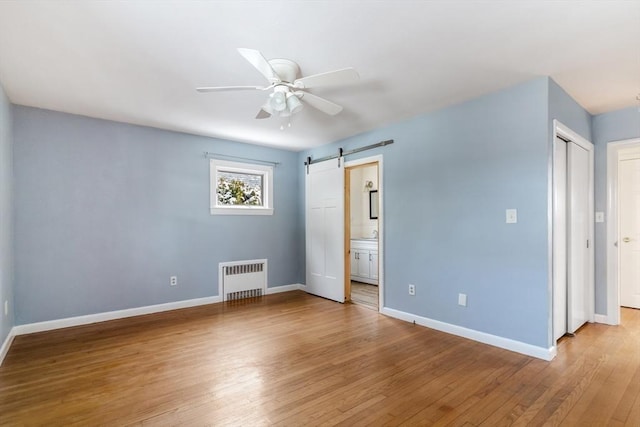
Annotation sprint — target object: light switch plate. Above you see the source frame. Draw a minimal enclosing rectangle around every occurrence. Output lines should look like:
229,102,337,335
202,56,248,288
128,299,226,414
595,212,605,223
458,293,467,307
506,209,517,224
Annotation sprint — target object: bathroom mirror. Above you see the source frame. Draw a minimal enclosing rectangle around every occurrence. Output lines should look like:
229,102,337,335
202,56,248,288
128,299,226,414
369,190,378,219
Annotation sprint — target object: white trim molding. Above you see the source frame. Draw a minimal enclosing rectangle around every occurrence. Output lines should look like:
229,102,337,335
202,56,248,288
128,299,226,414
1,286,306,366
0,328,16,366
594,314,614,325
11,283,306,338
606,138,640,326
13,295,223,336
266,284,304,294
381,307,557,361
210,159,274,216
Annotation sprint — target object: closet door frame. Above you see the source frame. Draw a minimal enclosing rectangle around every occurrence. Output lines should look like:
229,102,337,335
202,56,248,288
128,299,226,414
550,120,595,346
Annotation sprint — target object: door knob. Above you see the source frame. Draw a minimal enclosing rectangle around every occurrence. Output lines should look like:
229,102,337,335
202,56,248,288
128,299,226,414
623,237,631,243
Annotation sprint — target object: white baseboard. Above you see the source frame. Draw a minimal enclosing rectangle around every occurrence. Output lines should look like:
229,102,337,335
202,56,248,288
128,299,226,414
594,314,615,325
266,284,304,294
0,328,16,366
2,284,301,365
12,283,306,337
380,307,556,361
13,295,223,336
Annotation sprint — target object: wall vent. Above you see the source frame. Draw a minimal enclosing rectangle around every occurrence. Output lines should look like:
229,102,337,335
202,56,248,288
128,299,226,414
219,259,267,301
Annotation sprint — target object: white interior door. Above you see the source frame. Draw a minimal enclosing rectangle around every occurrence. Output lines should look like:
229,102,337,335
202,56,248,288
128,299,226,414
567,141,590,334
553,137,568,341
305,159,345,302
619,157,640,309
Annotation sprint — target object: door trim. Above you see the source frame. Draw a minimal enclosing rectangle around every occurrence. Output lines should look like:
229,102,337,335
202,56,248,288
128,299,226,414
550,120,595,346
345,155,384,311
606,137,640,325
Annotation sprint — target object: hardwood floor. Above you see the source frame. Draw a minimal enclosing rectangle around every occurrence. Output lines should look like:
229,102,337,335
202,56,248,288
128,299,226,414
350,281,378,310
1,291,638,426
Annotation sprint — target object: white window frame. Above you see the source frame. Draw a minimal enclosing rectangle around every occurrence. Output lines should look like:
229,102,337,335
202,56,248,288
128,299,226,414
210,159,274,215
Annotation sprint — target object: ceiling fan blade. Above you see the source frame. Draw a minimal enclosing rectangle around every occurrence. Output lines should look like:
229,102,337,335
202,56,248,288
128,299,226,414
298,92,343,115
196,86,265,92
237,48,279,83
293,68,359,89
255,109,271,119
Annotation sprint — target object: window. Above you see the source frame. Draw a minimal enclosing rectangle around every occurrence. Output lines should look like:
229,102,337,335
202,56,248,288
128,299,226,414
210,159,273,215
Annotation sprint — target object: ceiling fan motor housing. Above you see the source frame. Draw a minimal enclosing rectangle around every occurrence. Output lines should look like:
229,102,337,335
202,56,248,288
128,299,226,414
268,58,300,83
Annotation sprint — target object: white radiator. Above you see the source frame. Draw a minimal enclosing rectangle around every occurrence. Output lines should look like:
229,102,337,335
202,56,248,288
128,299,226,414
219,259,267,301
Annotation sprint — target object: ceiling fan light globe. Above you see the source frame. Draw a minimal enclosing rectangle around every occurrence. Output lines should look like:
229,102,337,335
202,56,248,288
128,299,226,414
270,92,287,112
286,94,304,115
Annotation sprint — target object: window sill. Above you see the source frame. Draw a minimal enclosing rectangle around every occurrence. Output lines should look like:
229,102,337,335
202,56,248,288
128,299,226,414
210,207,274,216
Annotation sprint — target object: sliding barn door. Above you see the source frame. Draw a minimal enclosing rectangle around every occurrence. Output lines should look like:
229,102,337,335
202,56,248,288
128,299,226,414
305,159,345,303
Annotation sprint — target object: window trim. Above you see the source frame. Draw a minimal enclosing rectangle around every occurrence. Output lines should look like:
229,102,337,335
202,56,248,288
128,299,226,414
210,159,274,215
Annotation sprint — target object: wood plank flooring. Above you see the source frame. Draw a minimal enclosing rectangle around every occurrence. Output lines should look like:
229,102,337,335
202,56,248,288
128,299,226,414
0,291,638,426
350,281,378,310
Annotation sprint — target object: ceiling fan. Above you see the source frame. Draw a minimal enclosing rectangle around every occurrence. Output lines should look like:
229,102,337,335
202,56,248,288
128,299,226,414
196,48,359,120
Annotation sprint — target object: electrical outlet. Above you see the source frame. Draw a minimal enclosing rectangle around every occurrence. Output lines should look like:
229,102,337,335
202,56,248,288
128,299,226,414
408,284,416,296
458,293,467,307
170,276,177,286
4,300,7,316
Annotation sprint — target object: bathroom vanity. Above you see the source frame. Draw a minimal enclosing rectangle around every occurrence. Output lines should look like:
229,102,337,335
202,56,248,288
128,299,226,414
350,239,378,285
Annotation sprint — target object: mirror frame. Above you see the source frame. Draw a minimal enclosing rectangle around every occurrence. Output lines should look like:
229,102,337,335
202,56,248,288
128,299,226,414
369,190,379,219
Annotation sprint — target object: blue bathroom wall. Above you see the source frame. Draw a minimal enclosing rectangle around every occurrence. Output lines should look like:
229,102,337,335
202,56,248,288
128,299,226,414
300,77,552,348
13,106,301,324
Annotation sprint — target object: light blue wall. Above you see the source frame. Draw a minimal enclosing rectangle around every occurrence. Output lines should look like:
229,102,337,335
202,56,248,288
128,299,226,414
8,76,610,350
548,79,592,142
592,106,640,314
0,82,15,344
547,79,594,325
300,78,552,348
13,107,301,324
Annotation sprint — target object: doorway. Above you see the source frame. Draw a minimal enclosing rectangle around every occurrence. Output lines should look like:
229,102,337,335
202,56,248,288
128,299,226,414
345,155,383,311
552,120,595,343
606,138,640,324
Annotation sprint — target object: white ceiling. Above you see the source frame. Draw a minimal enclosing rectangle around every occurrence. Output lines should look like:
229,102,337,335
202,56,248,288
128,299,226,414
0,1,638,151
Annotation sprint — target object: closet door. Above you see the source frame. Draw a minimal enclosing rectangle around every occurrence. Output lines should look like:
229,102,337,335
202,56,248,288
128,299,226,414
553,138,567,341
567,142,590,334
